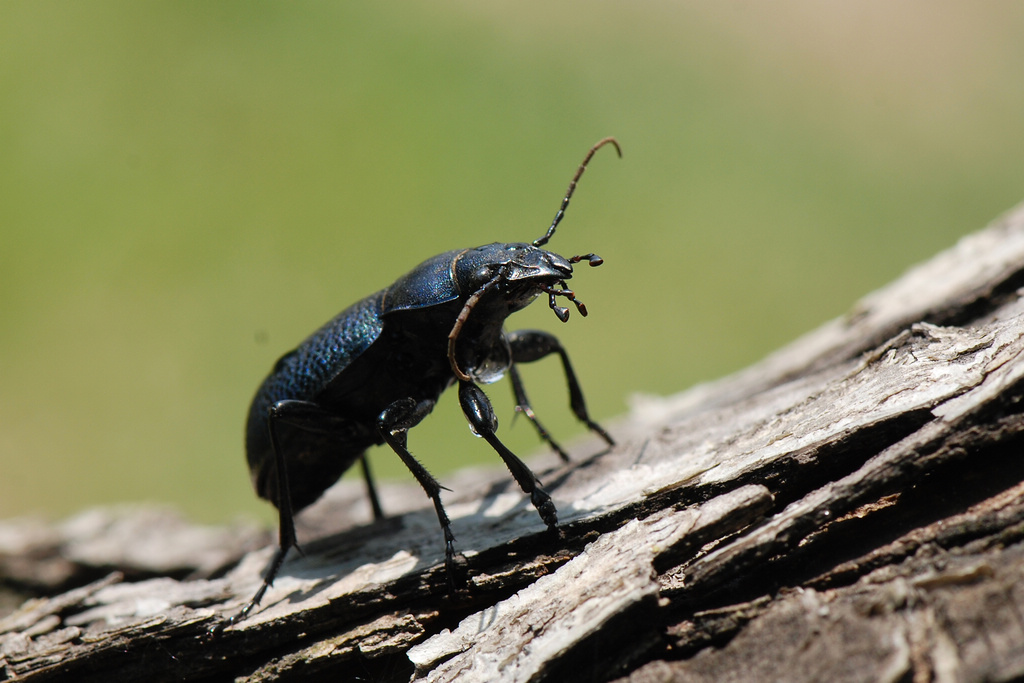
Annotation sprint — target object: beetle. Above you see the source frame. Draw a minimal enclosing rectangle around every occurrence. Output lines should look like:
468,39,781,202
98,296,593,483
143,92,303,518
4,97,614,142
237,137,620,621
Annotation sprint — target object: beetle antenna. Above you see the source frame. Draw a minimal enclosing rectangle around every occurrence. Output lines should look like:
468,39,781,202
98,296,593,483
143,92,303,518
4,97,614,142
534,137,621,248
448,272,503,381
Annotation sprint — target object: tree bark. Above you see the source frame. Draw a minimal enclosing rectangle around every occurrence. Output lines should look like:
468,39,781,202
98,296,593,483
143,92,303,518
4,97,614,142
5,202,1024,682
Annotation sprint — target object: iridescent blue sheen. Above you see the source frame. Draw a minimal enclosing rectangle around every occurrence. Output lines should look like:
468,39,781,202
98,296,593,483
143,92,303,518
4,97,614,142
245,291,384,452
382,250,461,313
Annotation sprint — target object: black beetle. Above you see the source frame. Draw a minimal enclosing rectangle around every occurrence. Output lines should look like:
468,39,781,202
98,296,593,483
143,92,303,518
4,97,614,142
238,137,620,621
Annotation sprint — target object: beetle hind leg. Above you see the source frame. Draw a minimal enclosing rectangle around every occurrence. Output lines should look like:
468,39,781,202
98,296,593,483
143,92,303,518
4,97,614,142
359,453,385,521
232,400,381,625
230,400,320,626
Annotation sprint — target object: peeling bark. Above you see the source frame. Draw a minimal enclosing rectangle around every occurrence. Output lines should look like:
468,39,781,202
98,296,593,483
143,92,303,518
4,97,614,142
5,202,1024,682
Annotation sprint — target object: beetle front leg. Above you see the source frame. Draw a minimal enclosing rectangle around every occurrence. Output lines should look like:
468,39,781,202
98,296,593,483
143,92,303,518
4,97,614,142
506,329,615,448
376,398,465,591
458,381,558,530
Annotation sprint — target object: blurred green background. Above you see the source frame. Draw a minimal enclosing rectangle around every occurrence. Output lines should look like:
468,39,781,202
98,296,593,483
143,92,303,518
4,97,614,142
2,2,1023,524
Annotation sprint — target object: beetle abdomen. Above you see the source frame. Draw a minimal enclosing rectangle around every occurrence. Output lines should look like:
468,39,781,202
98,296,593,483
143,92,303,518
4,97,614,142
245,292,386,502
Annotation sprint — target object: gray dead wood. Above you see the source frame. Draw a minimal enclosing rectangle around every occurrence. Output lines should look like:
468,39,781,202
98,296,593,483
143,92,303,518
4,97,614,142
5,202,1024,682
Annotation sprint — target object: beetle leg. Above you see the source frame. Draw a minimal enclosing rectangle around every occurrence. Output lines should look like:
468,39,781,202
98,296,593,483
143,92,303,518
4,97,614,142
376,398,465,591
458,381,559,530
508,363,571,463
506,329,616,447
359,453,384,522
231,399,387,626
233,400,321,624
256,399,383,518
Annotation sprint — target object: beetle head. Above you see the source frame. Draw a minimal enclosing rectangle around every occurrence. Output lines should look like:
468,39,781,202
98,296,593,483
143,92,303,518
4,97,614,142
455,242,577,315
446,137,619,381
447,242,600,382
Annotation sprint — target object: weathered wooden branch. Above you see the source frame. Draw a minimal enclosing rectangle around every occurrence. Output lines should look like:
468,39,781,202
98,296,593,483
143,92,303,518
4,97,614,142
5,202,1024,682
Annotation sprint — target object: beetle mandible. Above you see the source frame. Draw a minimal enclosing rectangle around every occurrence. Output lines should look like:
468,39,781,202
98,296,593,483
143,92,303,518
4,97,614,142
239,137,620,621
